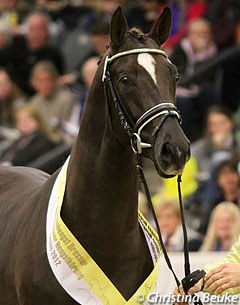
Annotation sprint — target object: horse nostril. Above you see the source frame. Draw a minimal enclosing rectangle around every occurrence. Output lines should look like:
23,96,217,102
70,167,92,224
161,143,172,162
161,142,190,165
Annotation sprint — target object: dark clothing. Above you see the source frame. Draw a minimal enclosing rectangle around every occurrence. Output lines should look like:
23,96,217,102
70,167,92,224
0,131,57,167
205,0,240,49
171,41,218,141
174,44,240,114
0,99,18,128
125,5,165,34
0,36,64,96
220,46,240,112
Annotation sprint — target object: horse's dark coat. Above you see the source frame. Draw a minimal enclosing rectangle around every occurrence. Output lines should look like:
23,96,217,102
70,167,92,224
0,7,190,305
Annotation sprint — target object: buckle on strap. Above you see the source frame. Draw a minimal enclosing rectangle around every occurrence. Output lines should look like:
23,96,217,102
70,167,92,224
131,133,152,154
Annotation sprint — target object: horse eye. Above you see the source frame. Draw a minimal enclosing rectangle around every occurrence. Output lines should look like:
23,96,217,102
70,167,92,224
119,76,129,85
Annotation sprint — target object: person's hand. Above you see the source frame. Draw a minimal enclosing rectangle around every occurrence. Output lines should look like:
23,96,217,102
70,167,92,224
173,285,189,305
58,73,77,87
187,278,204,295
204,263,240,294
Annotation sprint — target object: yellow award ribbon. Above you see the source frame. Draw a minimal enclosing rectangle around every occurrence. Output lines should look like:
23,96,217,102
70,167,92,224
46,157,162,305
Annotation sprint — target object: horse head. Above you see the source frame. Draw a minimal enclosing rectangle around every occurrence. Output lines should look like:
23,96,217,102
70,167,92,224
102,7,190,178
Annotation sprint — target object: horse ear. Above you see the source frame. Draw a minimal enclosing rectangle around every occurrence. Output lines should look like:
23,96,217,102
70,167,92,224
110,7,127,48
149,7,172,46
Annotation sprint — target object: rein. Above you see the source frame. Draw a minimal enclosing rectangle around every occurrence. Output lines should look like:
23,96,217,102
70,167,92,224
102,48,205,302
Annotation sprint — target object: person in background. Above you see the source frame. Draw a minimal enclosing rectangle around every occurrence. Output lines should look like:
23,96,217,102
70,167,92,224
175,236,240,299
125,0,167,34
187,105,240,221
156,198,202,252
58,19,109,88
0,11,64,95
0,68,26,128
200,202,240,252
65,56,99,138
191,106,240,182
171,18,218,141
177,208,240,299
205,0,240,50
0,0,30,35
0,19,12,50
164,0,209,55
28,60,75,134
0,104,59,167
187,235,240,296
0,68,24,154
198,159,240,235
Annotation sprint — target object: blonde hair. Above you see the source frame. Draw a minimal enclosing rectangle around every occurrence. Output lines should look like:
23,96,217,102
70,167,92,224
155,198,180,218
15,104,59,143
30,60,59,85
200,202,240,251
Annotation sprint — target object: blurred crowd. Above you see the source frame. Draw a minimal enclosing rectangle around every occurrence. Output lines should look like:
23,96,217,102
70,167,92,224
1,0,240,252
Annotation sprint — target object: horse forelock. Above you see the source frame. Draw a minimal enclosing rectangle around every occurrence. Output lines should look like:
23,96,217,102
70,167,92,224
126,28,147,43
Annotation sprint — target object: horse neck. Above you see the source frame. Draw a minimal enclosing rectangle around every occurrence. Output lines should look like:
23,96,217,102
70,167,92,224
62,73,140,255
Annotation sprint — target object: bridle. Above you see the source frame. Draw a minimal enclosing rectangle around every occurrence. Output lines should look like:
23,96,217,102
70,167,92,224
102,48,182,154
102,47,205,302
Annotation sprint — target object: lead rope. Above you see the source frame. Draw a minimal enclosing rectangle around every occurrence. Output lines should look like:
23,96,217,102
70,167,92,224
177,175,191,277
136,155,180,286
136,155,204,305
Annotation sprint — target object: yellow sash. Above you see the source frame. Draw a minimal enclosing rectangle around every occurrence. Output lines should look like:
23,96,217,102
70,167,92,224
46,157,161,305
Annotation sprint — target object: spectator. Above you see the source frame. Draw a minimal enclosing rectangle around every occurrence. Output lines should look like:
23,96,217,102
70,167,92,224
0,11,64,95
200,202,240,251
0,0,30,35
0,104,59,167
171,17,218,141
205,0,240,49
0,19,12,50
198,159,240,235
125,0,167,34
180,17,240,114
0,68,26,128
66,56,99,137
191,105,240,184
58,19,109,88
187,106,239,218
28,60,75,133
164,0,209,55
156,198,202,252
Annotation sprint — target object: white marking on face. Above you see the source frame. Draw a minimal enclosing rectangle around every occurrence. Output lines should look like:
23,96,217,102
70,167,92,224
137,53,157,85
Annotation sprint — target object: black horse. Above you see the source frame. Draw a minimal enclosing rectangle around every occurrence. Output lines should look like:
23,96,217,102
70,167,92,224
0,7,190,305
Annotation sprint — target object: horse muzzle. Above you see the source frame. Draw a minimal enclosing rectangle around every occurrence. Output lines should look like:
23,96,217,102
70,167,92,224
153,120,191,178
